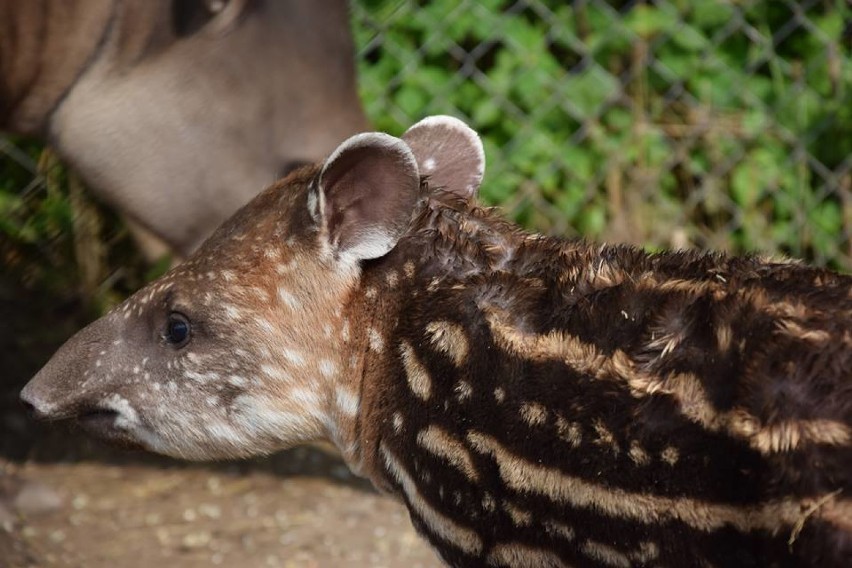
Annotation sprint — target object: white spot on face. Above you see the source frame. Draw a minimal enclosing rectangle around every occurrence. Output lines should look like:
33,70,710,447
230,395,325,449
365,287,377,299
287,388,323,417
368,328,384,353
263,248,280,261
422,157,437,172
185,370,219,383
101,394,139,430
261,364,289,381
255,318,276,334
282,348,306,367
319,359,338,378
228,375,248,388
335,388,360,417
223,305,242,321
277,287,301,310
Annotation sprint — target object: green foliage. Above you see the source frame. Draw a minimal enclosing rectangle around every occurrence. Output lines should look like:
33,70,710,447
0,1,849,310
0,143,149,311
354,0,851,268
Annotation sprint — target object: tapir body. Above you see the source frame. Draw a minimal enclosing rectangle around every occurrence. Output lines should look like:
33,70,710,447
0,0,367,255
22,117,852,566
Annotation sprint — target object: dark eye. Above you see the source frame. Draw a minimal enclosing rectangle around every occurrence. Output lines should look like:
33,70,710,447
165,313,191,348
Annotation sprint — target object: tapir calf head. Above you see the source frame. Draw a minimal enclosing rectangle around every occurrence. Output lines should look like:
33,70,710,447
20,116,485,460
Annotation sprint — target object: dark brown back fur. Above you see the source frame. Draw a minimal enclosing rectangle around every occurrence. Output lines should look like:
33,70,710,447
354,190,852,567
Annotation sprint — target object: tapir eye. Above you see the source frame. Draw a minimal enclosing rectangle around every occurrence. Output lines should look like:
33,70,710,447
165,313,191,348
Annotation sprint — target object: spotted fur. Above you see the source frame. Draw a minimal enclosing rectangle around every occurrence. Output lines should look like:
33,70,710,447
23,116,852,567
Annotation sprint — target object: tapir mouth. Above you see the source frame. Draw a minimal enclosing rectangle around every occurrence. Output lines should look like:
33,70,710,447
78,407,120,431
74,406,144,449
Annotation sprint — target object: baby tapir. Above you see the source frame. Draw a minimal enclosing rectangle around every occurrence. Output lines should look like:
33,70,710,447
21,116,852,567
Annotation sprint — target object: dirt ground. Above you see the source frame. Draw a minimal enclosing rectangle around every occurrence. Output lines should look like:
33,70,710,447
0,278,441,568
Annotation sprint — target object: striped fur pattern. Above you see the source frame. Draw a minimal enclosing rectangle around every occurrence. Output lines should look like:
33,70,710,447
354,192,852,566
22,117,852,567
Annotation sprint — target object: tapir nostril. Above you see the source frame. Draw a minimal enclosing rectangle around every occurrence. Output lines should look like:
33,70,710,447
21,397,38,418
19,392,49,421
20,385,55,421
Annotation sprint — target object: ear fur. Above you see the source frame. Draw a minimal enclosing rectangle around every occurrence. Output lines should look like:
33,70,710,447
402,115,485,201
316,132,420,262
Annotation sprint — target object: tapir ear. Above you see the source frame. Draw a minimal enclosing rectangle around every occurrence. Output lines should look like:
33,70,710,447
315,133,420,262
402,115,485,201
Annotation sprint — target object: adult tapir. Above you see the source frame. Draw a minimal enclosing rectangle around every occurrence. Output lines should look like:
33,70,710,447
0,0,368,257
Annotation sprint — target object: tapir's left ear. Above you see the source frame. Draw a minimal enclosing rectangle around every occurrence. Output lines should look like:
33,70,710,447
315,133,420,262
402,115,485,201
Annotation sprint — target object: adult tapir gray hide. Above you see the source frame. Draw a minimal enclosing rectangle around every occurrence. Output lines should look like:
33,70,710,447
0,0,368,256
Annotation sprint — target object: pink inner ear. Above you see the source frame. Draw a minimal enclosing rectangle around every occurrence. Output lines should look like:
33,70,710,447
402,116,485,201
319,133,420,261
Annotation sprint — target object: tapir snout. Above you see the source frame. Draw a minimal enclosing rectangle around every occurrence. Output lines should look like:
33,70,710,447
20,312,147,447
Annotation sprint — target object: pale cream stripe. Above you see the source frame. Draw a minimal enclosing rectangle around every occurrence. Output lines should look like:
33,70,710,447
485,309,851,454
417,425,480,482
380,443,483,555
581,540,630,568
486,542,571,567
581,539,659,567
468,431,851,535
775,319,831,343
425,320,470,366
399,341,432,400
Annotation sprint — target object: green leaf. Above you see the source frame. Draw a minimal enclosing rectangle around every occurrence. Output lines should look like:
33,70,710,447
625,5,679,38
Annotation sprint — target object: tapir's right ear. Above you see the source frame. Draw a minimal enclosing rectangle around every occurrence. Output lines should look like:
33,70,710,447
402,115,484,201
313,133,420,262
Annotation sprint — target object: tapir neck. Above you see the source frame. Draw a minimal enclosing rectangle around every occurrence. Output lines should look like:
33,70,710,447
334,194,535,486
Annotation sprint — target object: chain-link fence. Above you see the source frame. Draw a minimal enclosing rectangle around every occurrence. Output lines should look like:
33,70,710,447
2,0,850,300
354,0,851,269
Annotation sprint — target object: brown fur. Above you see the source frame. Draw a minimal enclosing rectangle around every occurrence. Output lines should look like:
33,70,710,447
348,190,851,566
22,118,852,566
